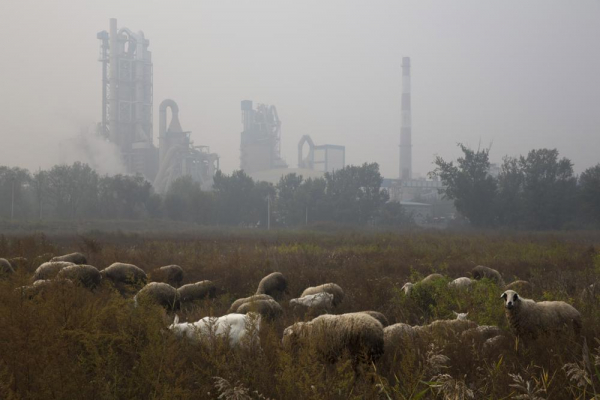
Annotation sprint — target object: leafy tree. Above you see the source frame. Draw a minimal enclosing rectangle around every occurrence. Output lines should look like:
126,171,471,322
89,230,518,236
430,144,497,227
295,177,328,225
496,156,524,228
98,174,156,219
517,149,576,229
163,176,214,224
45,163,99,219
373,201,414,228
579,164,600,226
275,174,304,226
213,170,260,226
0,167,32,220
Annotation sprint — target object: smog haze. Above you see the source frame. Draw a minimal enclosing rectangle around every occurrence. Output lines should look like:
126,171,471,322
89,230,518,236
0,0,599,178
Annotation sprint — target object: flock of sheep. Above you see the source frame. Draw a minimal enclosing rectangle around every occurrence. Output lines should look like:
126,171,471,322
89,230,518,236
0,254,586,369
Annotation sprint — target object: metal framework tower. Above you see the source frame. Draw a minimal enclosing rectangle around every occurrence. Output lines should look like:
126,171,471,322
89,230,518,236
400,56,412,180
97,18,157,180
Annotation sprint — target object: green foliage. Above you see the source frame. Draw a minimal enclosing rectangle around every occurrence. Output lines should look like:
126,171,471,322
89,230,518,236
579,164,600,226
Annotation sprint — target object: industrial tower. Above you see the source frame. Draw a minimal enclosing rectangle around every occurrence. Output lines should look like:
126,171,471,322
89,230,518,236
399,57,412,180
97,18,158,181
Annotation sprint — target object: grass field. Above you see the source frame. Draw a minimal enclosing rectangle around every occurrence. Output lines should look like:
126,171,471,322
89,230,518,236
1,229,600,399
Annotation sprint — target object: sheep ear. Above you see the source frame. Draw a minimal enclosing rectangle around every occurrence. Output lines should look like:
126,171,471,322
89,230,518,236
173,314,179,325
500,292,507,299
453,311,458,316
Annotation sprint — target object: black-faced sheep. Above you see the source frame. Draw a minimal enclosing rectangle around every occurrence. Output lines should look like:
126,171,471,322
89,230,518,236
402,273,445,295
101,263,147,293
256,272,288,300
152,265,184,287
300,283,345,306
169,313,261,348
56,265,102,289
283,312,384,365
51,252,87,265
501,290,582,338
236,298,283,320
178,280,217,304
135,282,180,311
472,265,505,286
0,258,14,277
33,261,74,281
289,292,334,318
228,294,274,313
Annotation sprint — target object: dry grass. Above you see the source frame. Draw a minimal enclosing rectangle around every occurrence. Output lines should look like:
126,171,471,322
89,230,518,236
1,229,599,399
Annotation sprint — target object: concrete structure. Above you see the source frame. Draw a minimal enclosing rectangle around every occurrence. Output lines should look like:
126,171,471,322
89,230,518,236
298,135,345,173
399,57,412,180
98,18,157,181
153,99,219,193
240,100,288,174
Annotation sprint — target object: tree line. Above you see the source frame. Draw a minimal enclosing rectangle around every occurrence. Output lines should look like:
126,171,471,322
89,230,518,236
432,145,600,229
0,162,412,228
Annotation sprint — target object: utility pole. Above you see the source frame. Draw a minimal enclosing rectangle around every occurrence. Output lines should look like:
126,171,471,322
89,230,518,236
10,177,15,221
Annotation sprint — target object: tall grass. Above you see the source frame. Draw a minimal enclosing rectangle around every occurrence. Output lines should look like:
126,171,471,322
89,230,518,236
0,230,599,398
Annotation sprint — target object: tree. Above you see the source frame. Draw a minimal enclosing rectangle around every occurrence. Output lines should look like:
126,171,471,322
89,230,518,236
496,156,524,228
373,202,414,228
0,167,32,220
274,174,304,227
45,163,99,219
213,170,260,226
578,164,600,226
517,149,576,229
430,144,497,227
99,174,156,219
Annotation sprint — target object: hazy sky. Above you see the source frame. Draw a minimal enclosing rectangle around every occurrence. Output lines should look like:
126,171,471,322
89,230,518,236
1,0,599,178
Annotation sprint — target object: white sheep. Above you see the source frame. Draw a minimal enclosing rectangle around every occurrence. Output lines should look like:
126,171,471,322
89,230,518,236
51,252,87,265
178,280,217,305
152,265,184,287
256,272,288,300
402,273,445,295
169,313,261,348
300,283,345,306
289,292,334,317
33,261,75,281
472,265,505,286
56,264,102,289
282,312,384,364
0,258,14,277
135,282,180,310
501,290,582,338
228,294,274,313
448,277,474,290
236,298,283,320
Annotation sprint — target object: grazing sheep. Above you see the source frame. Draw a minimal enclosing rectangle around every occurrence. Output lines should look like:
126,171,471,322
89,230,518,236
0,258,14,277
33,261,75,281
301,283,345,306
383,323,420,356
359,311,389,327
228,294,274,313
169,313,261,348
402,273,445,295
56,265,102,289
178,280,217,304
461,325,503,343
51,252,87,265
256,272,288,300
17,279,74,299
472,265,505,286
135,282,180,310
283,312,384,365
236,298,283,320
289,292,334,317
152,265,184,287
501,290,582,338
101,263,147,291
505,280,532,294
448,277,474,289
9,257,28,271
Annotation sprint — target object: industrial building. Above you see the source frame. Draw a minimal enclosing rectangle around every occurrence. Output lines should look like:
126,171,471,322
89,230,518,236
97,19,218,192
298,135,345,173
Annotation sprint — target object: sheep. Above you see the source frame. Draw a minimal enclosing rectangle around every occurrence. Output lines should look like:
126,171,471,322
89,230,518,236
448,277,474,290
33,261,75,281
17,279,74,299
101,263,147,293
301,283,345,306
169,313,261,348
402,273,445,295
289,292,334,317
472,265,505,286
152,265,184,287
256,272,288,300
56,265,102,289
504,280,532,296
0,258,14,277
9,257,29,271
282,312,384,365
51,252,87,265
178,280,217,304
135,282,180,310
236,298,283,320
359,311,389,327
453,311,469,320
228,294,274,313
501,290,582,338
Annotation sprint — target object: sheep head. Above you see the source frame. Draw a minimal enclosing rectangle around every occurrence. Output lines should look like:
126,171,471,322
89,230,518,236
501,290,520,310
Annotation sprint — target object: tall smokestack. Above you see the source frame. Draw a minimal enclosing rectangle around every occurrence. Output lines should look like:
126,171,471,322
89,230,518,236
400,56,412,180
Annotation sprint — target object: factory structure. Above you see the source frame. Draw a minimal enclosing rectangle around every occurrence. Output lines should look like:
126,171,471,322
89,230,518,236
97,18,218,192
